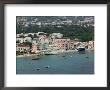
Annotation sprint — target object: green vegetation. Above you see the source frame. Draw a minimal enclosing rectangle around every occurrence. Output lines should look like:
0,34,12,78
17,24,94,42
22,41,32,48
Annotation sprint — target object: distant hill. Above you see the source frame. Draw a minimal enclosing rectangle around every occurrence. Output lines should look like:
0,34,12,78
16,16,94,42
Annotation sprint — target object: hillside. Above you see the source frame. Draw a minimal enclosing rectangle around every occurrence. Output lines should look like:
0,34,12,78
16,16,94,41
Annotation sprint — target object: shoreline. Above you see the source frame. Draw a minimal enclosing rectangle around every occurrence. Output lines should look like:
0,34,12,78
16,54,40,58
16,49,94,58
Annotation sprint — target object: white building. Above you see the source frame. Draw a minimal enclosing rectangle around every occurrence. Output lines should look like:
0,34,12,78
31,44,40,53
24,37,32,42
16,45,30,52
32,38,39,45
16,37,24,43
51,33,63,39
16,34,21,38
39,35,49,44
24,34,29,37
16,37,32,43
88,41,94,49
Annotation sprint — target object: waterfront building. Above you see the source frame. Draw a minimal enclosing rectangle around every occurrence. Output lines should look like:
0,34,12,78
88,41,94,49
39,35,49,44
48,44,57,50
32,38,39,45
70,40,75,50
83,42,89,49
16,37,24,43
16,32,94,54
31,44,40,53
37,35,50,51
52,39,71,50
16,37,32,43
39,42,49,51
16,45,30,52
24,37,32,43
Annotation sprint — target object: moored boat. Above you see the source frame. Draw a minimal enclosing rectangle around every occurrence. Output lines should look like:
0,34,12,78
36,68,40,70
44,50,58,55
77,45,85,52
78,48,85,51
32,57,40,60
45,65,50,68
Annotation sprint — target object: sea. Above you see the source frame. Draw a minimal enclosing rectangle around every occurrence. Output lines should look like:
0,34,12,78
16,50,94,74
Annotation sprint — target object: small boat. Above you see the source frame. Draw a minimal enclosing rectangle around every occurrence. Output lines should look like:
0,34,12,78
32,57,40,60
36,68,40,70
78,48,85,51
85,56,89,58
45,53,54,55
45,65,50,68
62,55,65,57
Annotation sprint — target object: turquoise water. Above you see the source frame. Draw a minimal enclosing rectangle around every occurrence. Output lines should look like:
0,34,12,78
16,51,94,74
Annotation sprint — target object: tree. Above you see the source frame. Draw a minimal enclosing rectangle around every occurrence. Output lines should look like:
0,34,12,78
33,34,37,38
16,40,20,43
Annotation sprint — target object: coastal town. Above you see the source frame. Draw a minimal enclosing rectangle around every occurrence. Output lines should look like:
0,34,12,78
16,16,94,58
16,16,94,74
16,32,94,57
